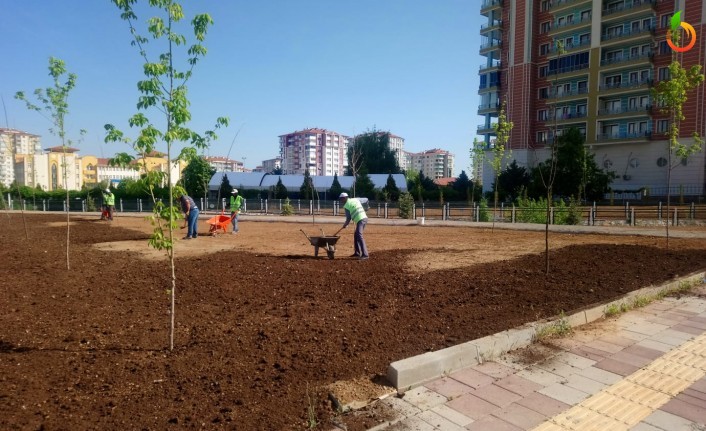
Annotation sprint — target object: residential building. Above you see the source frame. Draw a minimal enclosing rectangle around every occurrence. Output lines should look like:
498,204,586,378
261,157,282,174
0,128,41,187
478,0,706,195
205,156,244,172
407,149,455,179
279,128,349,175
36,146,83,191
81,155,99,187
95,157,140,186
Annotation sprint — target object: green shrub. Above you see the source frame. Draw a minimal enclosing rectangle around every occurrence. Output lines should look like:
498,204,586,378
281,198,294,216
398,192,415,219
478,198,491,222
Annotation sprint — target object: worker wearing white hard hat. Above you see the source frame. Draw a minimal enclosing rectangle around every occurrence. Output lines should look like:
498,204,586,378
339,192,369,260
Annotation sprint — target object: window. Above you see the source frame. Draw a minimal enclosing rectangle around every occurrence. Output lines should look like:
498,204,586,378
565,37,573,48
539,65,549,77
639,95,649,107
606,25,623,38
538,109,548,121
540,43,550,55
660,13,673,28
658,67,670,81
629,71,638,84
628,122,636,134
537,131,547,144
628,97,637,109
580,33,590,45
639,121,648,133
602,124,618,136
659,41,670,54
630,46,639,58
541,0,550,11
541,21,551,33
581,10,590,21
641,44,651,55
642,18,651,29
605,74,622,88
539,87,549,99
640,70,649,82
555,83,571,96
605,99,621,112
631,21,640,33
558,17,566,27
657,119,669,133
606,49,623,62
576,104,587,117
577,80,588,93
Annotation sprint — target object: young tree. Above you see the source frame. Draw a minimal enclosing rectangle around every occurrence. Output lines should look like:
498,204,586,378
182,155,215,200
299,170,314,200
328,172,342,199
490,101,513,228
382,174,400,201
15,57,82,269
652,60,704,248
104,0,229,350
274,177,288,199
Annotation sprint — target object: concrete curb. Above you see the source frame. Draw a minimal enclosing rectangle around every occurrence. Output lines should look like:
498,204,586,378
387,270,706,392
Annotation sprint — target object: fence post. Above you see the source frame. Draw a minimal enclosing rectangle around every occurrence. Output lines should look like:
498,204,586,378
630,207,635,226
691,202,695,219
139,198,143,212
120,199,123,213
624,201,629,219
63,200,67,212
384,202,388,219
243,199,247,213
673,207,678,226
447,203,451,220
512,205,516,223
265,199,268,214
501,202,504,221
43,199,46,211
81,200,85,212
658,201,662,221
309,200,313,215
412,203,416,220
422,203,426,218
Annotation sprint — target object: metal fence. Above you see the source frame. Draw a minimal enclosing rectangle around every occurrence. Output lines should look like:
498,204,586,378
3,194,705,226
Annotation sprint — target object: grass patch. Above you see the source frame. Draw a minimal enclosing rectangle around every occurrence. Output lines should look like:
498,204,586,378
535,312,572,341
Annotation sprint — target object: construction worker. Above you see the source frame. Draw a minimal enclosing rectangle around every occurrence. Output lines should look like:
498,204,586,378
339,192,369,260
229,188,244,235
102,188,115,221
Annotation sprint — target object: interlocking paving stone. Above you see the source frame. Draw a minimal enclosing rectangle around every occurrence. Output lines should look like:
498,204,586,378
690,377,706,393
585,339,625,354
400,386,448,411
581,392,653,425
491,403,548,430
424,377,473,400
471,361,519,379
660,398,706,424
675,391,706,409
596,334,636,348
644,409,704,430
466,414,523,431
550,405,628,430
670,324,705,336
536,360,583,379
682,388,706,403
495,374,545,397
605,380,670,409
381,395,422,419
594,358,641,376
384,416,437,431
680,319,706,331
616,329,651,342
628,422,666,431
646,315,684,326
448,367,495,389
562,373,608,396
472,383,523,408
429,404,474,427
635,339,675,353
622,344,666,361
648,332,690,347
609,350,654,368
516,368,565,387
417,409,466,430
552,351,597,370
446,393,500,420
575,366,624,385
538,382,590,406
627,369,692,396
569,346,610,362
515,392,571,417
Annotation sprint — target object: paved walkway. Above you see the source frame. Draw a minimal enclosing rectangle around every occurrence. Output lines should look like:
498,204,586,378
366,285,706,430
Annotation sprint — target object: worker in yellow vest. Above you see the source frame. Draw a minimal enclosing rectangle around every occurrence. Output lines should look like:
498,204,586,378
103,188,115,221
339,192,369,260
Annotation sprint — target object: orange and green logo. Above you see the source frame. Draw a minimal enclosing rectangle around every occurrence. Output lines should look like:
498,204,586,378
667,11,696,53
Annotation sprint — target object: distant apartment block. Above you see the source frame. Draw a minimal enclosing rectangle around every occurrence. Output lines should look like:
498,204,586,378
205,156,244,172
279,128,349,175
261,157,282,173
407,149,455,179
0,128,42,187
478,0,706,195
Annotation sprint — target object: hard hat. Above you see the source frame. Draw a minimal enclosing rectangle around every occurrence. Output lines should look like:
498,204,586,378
105,188,111,193
339,192,348,199
231,189,238,194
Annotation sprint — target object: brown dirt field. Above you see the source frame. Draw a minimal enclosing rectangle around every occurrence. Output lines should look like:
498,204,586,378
1,213,706,430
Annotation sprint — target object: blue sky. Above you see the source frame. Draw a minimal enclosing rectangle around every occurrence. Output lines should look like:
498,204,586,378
1,1,485,175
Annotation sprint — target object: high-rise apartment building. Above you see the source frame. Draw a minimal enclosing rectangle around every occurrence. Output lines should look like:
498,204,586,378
205,156,244,172
0,128,42,187
478,0,706,195
279,128,349,175
407,149,455,179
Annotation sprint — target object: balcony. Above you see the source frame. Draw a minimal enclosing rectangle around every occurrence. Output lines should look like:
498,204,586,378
598,78,652,92
548,15,592,35
477,124,496,134
546,38,590,55
478,81,501,93
547,0,591,13
601,25,654,43
602,0,655,19
480,20,502,33
480,0,502,14
600,51,653,67
479,60,502,73
596,130,652,142
543,87,589,101
546,111,588,122
480,39,502,53
545,63,589,77
597,105,652,116
478,101,501,114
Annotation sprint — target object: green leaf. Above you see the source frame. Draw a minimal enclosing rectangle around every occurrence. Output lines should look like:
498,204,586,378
671,11,681,33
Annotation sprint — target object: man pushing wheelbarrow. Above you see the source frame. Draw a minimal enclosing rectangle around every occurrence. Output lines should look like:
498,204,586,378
338,192,369,260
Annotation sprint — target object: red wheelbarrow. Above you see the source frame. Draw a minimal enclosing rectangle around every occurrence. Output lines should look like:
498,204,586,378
206,210,235,236
300,229,342,259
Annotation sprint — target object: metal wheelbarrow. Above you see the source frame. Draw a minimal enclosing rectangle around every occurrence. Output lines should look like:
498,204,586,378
300,229,341,259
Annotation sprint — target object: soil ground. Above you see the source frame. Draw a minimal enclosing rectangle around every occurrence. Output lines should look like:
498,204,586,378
1,213,706,430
